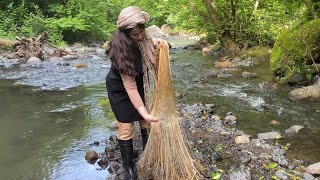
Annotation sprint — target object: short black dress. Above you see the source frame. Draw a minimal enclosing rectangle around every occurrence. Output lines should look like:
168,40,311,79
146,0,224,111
106,47,145,123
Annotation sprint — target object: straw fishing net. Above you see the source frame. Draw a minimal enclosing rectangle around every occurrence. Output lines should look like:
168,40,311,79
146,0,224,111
137,42,202,180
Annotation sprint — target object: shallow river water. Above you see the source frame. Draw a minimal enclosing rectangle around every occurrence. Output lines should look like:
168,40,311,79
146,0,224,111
0,40,319,179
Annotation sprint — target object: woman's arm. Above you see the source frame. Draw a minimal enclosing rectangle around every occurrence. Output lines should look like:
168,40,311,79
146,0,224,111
120,74,159,122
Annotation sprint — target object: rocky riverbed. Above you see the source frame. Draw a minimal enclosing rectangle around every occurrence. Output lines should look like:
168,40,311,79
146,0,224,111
85,99,320,180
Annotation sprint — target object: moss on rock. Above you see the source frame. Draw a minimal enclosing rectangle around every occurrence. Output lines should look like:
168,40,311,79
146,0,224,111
270,19,320,84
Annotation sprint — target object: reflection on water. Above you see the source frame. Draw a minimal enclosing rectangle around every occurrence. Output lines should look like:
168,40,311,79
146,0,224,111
0,80,114,179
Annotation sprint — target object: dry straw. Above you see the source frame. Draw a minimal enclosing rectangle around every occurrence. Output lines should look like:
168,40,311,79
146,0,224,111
137,42,202,180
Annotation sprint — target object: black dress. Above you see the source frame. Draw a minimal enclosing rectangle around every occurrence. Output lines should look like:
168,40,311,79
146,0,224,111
106,48,145,123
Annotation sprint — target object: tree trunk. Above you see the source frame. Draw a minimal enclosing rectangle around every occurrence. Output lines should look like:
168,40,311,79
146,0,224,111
203,0,241,55
302,0,317,19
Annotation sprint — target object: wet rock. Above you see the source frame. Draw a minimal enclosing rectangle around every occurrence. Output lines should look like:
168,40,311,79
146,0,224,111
91,141,99,146
258,82,278,91
288,85,320,101
211,152,223,162
306,162,320,175
108,121,118,131
62,54,79,60
106,151,115,159
106,174,120,180
273,156,288,167
242,71,258,78
97,159,108,169
303,172,315,179
235,135,250,144
275,171,289,179
251,138,265,147
105,144,118,153
272,149,286,156
225,115,237,121
270,120,281,125
215,61,231,68
211,115,221,121
102,41,110,50
73,63,87,68
85,150,99,164
229,167,251,180
96,48,106,57
202,47,211,55
109,135,118,142
240,153,251,163
26,57,42,66
107,162,120,174
257,132,282,140
284,125,304,134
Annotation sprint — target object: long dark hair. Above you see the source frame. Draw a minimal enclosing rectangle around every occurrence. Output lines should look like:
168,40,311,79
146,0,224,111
106,24,145,77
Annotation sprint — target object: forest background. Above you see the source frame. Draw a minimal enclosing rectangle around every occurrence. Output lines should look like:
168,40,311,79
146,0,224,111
1,0,318,49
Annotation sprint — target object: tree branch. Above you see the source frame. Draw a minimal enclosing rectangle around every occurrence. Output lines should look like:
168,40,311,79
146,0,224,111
203,0,220,25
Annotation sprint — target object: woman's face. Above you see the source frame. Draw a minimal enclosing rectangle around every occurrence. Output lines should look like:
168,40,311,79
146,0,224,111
129,27,145,42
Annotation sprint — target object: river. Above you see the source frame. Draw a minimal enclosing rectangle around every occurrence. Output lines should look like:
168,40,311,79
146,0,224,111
0,39,319,179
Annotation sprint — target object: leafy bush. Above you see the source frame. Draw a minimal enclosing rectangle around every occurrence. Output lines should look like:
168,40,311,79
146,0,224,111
270,18,320,83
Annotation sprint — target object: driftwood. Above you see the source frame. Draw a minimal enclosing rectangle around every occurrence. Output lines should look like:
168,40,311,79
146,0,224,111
1,32,81,62
5,32,48,62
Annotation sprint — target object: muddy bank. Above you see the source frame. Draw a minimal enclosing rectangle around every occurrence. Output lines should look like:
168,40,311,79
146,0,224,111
86,99,319,180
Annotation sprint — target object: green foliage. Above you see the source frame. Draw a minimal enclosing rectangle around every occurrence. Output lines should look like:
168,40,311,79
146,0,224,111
211,172,221,180
270,18,320,83
0,0,317,48
266,162,278,170
241,46,271,61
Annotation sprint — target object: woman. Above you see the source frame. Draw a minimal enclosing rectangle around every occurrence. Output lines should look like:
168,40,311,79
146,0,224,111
106,6,162,180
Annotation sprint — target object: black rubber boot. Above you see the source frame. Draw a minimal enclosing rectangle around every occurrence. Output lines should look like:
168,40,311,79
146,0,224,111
118,139,137,180
141,129,149,150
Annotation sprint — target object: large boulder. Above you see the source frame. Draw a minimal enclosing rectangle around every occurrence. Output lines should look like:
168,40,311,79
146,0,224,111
146,25,166,38
288,85,320,101
161,24,174,35
270,19,320,84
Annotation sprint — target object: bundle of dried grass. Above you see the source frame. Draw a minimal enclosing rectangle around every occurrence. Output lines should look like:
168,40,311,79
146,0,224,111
137,42,201,180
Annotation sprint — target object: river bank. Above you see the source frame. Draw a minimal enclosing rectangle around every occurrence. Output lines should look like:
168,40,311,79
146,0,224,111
87,99,319,180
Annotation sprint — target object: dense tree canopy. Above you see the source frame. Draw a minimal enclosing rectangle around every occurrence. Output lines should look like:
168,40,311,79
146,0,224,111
0,0,318,50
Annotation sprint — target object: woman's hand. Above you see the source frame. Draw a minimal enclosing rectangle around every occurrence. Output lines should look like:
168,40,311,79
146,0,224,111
137,106,159,123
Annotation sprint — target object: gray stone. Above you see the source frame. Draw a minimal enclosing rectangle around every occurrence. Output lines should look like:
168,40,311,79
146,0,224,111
306,162,320,175
229,167,251,180
85,150,99,164
273,149,286,156
258,132,282,140
27,57,42,66
275,171,289,179
235,135,250,144
303,172,315,180
284,125,304,134
107,162,120,174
